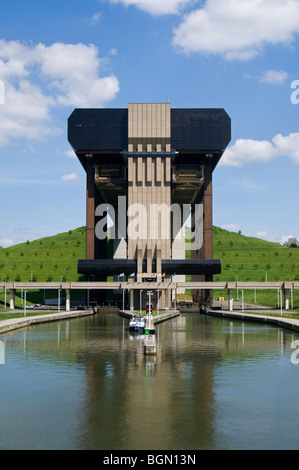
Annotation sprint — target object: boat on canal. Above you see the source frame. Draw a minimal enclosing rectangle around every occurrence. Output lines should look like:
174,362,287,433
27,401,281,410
129,315,145,332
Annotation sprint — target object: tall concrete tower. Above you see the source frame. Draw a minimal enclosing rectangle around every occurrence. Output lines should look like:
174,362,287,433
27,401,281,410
68,103,231,307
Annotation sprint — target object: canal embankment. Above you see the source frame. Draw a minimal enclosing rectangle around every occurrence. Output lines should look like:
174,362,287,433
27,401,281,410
0,309,95,336
119,309,180,324
204,308,299,333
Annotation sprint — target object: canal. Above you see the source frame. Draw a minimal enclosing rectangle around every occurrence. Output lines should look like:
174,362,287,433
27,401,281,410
0,312,299,450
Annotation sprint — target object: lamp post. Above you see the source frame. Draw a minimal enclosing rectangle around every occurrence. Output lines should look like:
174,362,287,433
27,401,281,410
147,291,153,316
24,291,27,316
140,290,143,315
156,290,159,315
4,276,6,310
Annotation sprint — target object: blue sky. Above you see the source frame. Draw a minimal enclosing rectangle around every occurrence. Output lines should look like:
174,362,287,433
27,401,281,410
0,0,299,247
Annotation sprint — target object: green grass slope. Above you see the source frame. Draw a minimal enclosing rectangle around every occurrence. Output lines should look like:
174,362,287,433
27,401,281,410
188,226,299,309
1,225,299,309
0,227,86,283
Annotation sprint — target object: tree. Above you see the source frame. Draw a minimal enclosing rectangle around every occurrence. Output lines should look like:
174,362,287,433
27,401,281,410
284,237,299,248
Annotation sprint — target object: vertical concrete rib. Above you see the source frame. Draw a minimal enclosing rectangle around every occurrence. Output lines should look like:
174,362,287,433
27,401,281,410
86,163,95,260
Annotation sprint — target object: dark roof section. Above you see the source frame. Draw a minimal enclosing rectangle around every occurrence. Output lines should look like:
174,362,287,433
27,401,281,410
68,108,128,152
78,258,221,276
171,108,231,152
68,107,231,154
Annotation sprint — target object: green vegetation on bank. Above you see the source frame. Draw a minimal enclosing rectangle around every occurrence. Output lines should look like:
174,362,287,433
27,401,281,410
0,226,86,283
1,225,299,310
187,226,299,309
0,227,86,309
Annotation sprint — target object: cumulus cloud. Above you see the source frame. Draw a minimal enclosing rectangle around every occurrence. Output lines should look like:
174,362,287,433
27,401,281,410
64,150,77,158
222,223,241,232
258,69,289,85
221,132,299,166
0,238,15,248
61,172,82,181
0,40,119,146
172,0,299,60
109,0,192,15
255,231,282,243
90,12,103,25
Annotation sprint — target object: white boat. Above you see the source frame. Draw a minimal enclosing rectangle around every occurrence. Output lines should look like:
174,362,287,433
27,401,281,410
129,315,145,332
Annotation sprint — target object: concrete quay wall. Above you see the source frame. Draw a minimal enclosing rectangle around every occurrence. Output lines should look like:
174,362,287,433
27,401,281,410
204,309,299,333
119,310,180,324
0,310,95,336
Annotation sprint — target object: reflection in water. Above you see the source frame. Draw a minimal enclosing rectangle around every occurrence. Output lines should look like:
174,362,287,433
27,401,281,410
0,313,299,450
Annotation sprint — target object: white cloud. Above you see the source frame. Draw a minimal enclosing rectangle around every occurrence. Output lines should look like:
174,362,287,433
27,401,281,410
255,231,281,243
35,42,119,107
227,178,268,191
172,0,299,60
64,150,77,158
61,172,81,181
256,231,268,238
256,231,297,244
90,12,103,25
0,40,119,146
109,48,118,56
222,223,241,232
280,234,294,244
258,69,288,85
109,0,192,15
0,238,14,248
221,132,299,166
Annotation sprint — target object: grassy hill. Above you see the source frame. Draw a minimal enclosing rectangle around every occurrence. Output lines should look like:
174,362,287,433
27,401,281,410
1,225,299,309
0,227,86,284
187,226,299,308
0,227,86,308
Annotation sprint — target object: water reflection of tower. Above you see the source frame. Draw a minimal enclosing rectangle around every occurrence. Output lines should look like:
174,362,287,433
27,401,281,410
77,314,221,450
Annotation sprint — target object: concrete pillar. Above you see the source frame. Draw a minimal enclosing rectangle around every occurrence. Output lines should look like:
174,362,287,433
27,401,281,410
130,290,134,311
284,289,290,310
165,290,169,310
66,289,71,312
228,289,234,312
9,289,15,310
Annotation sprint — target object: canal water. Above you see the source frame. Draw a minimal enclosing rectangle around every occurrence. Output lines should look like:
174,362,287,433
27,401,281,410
0,312,299,450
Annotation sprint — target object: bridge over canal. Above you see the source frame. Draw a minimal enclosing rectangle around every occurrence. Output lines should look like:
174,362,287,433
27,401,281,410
1,281,298,312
